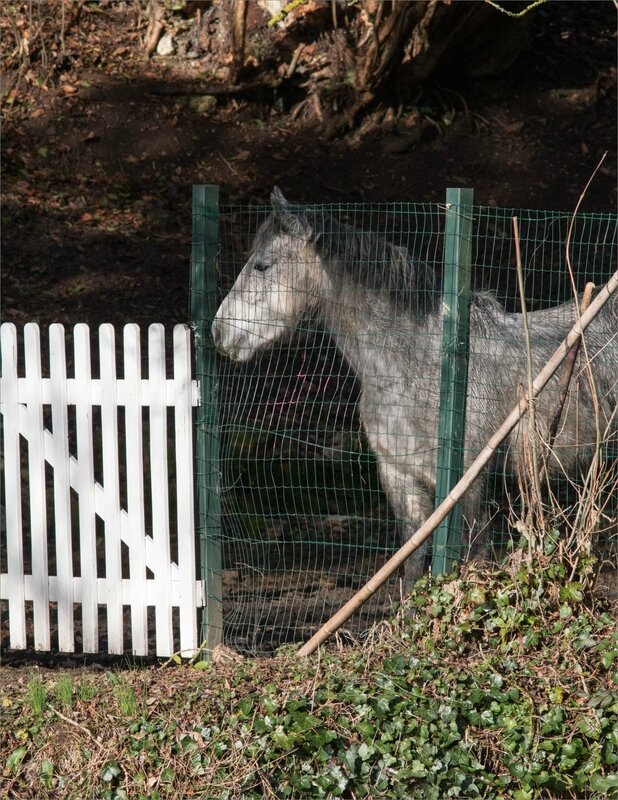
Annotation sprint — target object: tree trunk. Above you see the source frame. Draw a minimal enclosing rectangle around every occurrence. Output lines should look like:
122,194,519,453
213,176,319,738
321,0,527,136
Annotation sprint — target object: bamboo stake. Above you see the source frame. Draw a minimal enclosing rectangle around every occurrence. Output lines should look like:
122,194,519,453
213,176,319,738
298,270,618,657
513,216,544,535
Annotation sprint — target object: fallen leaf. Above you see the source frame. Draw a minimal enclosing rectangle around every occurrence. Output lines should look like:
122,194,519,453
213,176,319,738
502,121,524,134
61,84,78,94
31,108,44,119
80,212,93,222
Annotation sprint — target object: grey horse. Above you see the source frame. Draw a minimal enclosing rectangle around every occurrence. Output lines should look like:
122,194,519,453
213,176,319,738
212,188,617,585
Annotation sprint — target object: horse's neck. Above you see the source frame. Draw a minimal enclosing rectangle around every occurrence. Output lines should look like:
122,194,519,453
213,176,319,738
319,282,441,381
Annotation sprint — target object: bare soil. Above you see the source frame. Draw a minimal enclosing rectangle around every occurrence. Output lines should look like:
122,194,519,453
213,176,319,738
2,2,615,330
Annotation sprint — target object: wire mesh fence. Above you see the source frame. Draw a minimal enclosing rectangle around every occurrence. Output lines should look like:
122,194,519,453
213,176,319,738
192,191,617,655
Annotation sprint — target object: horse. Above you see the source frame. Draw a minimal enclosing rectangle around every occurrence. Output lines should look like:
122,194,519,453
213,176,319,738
211,188,618,587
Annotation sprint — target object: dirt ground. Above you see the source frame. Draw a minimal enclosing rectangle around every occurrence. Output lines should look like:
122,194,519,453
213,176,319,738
2,2,616,331
1,1,616,661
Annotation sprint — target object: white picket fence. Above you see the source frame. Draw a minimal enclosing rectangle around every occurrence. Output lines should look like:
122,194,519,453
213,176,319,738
0,322,204,657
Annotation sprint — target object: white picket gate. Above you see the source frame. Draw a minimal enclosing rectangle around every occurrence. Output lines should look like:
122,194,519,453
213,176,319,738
0,322,204,657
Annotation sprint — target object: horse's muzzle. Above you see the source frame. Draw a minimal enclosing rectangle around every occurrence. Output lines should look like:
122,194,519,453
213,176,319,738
211,319,233,358
211,319,246,361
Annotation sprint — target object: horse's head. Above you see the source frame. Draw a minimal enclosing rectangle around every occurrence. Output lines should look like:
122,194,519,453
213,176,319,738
212,187,323,362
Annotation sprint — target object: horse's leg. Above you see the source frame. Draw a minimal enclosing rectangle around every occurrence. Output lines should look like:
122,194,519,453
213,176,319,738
460,479,490,561
358,397,435,592
462,452,507,565
375,458,435,592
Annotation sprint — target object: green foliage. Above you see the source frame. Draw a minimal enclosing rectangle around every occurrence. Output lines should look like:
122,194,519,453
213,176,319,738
40,758,55,790
4,745,28,776
55,674,74,709
77,681,98,703
2,559,616,799
115,683,138,718
26,675,47,715
185,564,616,799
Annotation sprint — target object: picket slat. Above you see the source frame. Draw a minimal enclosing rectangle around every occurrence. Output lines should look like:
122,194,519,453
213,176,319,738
149,324,173,657
123,324,149,655
24,324,50,650
174,325,198,654
100,324,124,654
49,324,74,652
1,322,202,659
74,324,98,652
1,324,26,648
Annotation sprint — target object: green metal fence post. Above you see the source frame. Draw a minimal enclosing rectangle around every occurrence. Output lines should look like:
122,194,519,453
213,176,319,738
190,184,222,654
432,187,474,576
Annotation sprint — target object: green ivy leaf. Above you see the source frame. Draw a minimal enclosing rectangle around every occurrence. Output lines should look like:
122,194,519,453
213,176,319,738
5,746,28,775
161,767,175,782
358,742,375,761
40,758,54,789
590,772,618,793
101,761,123,783
409,759,429,778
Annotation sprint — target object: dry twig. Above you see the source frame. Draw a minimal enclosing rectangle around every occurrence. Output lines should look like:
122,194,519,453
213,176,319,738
513,216,545,540
50,706,102,748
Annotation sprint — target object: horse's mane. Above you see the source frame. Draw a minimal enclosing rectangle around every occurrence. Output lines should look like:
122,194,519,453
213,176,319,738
259,210,443,317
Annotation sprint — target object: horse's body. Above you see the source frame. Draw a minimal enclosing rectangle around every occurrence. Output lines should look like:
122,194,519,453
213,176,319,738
212,189,618,584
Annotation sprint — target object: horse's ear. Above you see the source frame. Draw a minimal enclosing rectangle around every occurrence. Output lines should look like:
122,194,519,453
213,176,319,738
271,186,312,239
271,186,289,210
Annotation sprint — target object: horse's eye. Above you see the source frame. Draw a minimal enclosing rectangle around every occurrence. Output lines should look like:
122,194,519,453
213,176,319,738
254,261,270,272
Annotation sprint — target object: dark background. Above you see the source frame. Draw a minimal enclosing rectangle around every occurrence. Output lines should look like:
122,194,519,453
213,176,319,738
2,1,616,327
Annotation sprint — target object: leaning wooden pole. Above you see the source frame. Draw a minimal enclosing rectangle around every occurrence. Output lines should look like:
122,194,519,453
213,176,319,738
297,270,618,658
